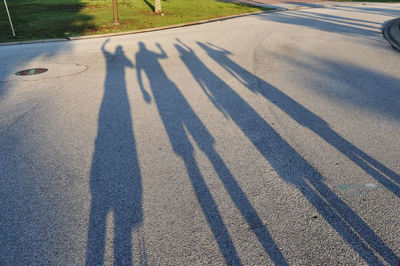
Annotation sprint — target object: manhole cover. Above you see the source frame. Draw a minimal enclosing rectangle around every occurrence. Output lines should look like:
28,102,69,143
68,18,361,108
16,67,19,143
15,68,48,76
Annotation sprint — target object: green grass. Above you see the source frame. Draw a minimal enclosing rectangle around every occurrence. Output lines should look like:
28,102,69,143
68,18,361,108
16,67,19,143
0,0,268,42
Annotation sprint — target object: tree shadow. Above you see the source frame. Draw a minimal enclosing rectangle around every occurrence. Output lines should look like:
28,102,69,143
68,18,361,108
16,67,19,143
0,41,76,99
0,0,94,262
135,42,288,265
86,40,145,265
268,49,400,123
332,5,400,17
0,11,91,265
288,10,380,29
0,0,94,42
143,0,155,12
173,40,397,265
217,0,271,6
285,2,325,8
0,0,94,99
256,6,400,39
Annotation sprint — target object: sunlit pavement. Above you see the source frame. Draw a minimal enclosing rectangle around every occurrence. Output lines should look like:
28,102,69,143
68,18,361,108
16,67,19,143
1,3,400,265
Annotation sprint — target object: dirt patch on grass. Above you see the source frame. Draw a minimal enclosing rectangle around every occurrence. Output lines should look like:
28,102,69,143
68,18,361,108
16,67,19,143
82,19,138,33
137,11,175,16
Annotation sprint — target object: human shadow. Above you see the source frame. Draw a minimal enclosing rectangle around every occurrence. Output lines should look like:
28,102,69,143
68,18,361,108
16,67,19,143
86,40,144,265
175,40,398,265
135,42,287,265
135,42,242,265
199,42,400,196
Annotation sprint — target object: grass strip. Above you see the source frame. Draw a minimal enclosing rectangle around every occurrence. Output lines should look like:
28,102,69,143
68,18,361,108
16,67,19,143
0,0,268,42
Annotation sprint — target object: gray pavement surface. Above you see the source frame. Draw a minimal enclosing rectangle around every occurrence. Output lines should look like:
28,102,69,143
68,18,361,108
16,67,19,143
220,0,354,11
1,3,400,265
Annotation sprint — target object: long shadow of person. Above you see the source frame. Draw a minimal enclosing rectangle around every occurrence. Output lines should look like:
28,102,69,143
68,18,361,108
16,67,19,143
135,42,283,265
86,40,144,265
176,40,398,265
198,42,400,196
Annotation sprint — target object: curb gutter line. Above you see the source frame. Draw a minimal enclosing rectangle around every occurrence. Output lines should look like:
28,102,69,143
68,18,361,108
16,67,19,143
0,5,321,46
2,3,396,46
383,18,400,51
0,10,273,46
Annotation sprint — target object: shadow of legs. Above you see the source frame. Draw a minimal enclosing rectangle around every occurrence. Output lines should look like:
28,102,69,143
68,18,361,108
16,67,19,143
205,148,288,265
183,153,242,265
86,197,108,266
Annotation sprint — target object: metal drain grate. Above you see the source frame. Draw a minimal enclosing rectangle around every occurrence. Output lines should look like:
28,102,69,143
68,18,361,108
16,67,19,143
15,68,48,76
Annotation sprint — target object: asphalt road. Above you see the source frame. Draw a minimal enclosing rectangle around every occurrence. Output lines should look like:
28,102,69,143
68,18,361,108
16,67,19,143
1,3,399,265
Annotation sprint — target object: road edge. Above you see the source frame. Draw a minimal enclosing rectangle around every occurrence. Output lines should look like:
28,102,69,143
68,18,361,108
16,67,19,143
0,9,275,46
383,18,400,51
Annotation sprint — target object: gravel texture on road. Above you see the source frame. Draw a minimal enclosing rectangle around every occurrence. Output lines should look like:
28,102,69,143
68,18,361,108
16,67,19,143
1,3,399,265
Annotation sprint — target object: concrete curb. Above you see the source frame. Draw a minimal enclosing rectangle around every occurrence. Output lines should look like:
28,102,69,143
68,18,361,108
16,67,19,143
0,38,68,46
69,10,283,41
0,1,340,46
0,9,275,46
383,18,400,51
0,2,389,46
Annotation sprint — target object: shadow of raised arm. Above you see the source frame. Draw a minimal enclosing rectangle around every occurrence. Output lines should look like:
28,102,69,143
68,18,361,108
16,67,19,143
156,43,167,59
101,39,110,53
